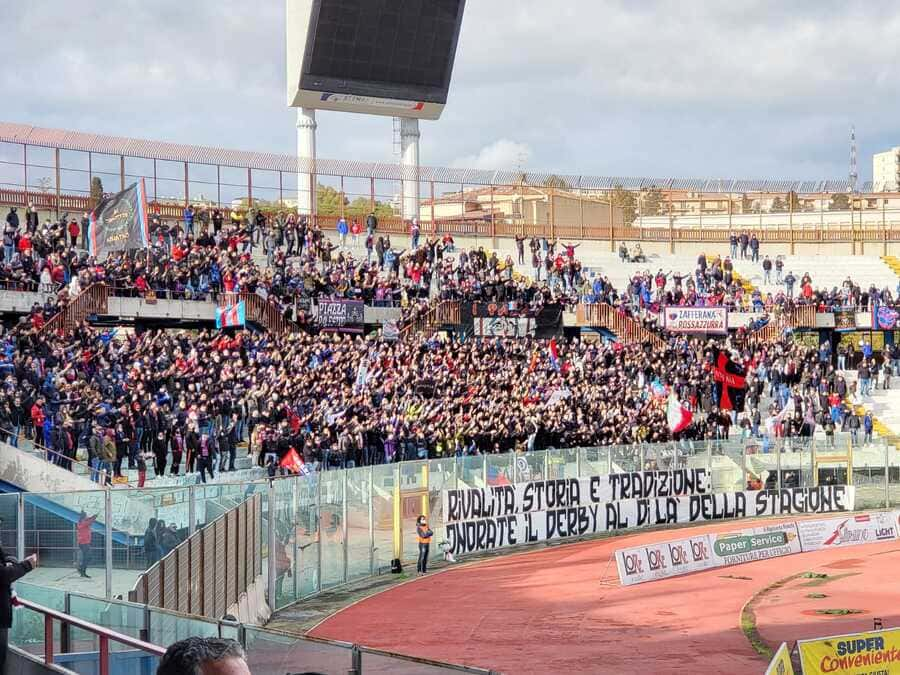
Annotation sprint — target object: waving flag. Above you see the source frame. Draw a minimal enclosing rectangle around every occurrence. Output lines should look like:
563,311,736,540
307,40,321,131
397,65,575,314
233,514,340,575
88,179,150,257
216,301,246,329
548,338,560,372
280,447,310,475
667,393,693,434
712,348,747,412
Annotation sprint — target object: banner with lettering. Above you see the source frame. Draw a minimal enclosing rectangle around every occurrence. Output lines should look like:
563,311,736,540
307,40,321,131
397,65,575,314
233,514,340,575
664,306,727,335
796,511,899,552
317,299,365,333
442,470,710,524
88,180,150,258
873,305,900,330
441,481,854,557
798,627,900,674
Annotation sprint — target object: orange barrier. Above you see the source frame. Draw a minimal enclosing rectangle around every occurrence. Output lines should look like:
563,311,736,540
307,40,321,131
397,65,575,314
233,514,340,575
39,283,109,336
577,303,667,349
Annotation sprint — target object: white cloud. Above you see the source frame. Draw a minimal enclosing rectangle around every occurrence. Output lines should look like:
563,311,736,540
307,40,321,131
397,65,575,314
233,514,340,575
4,1,900,181
451,140,533,170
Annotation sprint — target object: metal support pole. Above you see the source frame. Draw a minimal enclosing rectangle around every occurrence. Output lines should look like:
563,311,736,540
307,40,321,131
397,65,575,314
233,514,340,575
16,492,24,561
54,147,61,219
61,592,71,654
741,445,748,490
607,448,613,474
776,443,782,491
349,645,362,675
291,478,298,600
188,486,196,536
23,144,28,204
316,474,323,592
885,442,890,509
216,165,221,207
104,489,113,600
267,480,276,608
368,466,374,575
391,463,402,565
279,170,284,207
342,470,349,584
152,158,157,203
247,168,253,206
482,454,488,487
88,152,93,201
120,155,125,191
576,448,583,478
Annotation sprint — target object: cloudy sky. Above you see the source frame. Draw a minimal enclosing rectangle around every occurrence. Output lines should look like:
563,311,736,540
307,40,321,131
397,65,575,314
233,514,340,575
6,0,900,182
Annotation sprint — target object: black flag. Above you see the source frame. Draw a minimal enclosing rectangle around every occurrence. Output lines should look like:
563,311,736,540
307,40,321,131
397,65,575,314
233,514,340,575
88,180,149,258
712,348,747,412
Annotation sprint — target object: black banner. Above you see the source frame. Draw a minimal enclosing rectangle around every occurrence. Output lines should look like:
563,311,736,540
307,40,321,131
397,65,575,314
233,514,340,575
89,181,149,258
318,299,364,333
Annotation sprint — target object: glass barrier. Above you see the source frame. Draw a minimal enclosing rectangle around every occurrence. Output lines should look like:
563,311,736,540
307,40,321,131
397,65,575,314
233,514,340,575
0,492,18,555
319,470,346,589
890,443,900,507
244,626,354,675
148,607,220,646
370,463,395,573
346,465,373,582
10,582,66,655
67,592,145,653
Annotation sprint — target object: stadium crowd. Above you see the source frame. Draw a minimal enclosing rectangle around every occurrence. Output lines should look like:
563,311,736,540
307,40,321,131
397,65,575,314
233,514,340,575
0,307,890,484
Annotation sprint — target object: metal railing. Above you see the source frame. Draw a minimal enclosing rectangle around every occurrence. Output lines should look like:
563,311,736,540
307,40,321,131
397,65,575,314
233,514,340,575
39,283,108,335
10,583,496,675
576,302,667,348
15,597,166,675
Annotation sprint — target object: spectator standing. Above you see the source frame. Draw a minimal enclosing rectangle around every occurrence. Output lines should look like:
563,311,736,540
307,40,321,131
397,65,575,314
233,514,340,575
337,216,348,247
416,514,433,576
68,218,80,247
366,211,378,236
183,204,195,236
76,511,97,578
784,271,796,298
1,549,37,673
775,257,784,284
410,218,420,249
144,518,159,566
762,255,772,284
750,234,759,262
80,212,90,248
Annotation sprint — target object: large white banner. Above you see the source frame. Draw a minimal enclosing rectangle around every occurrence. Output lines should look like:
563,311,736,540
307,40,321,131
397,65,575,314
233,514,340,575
443,469,711,525
473,316,535,337
797,511,900,552
443,484,855,557
664,306,728,335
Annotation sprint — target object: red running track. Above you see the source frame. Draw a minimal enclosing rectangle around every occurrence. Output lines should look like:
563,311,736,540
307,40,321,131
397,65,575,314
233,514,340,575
309,519,900,674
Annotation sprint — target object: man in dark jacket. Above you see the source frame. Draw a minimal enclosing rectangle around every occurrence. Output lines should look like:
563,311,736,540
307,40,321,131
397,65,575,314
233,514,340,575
1,548,37,673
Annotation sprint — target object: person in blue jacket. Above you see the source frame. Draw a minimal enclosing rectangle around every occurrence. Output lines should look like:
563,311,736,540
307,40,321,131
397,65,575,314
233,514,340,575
337,217,348,247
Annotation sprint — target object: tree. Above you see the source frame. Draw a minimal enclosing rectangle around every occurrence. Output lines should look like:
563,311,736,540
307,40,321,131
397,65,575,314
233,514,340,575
740,194,753,214
787,191,801,212
90,176,104,206
346,196,395,219
770,196,786,213
316,184,349,216
610,185,636,226
640,188,664,216
829,193,850,211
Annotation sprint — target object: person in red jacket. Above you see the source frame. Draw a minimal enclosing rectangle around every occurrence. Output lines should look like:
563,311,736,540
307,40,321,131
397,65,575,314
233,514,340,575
67,218,80,247
76,511,98,578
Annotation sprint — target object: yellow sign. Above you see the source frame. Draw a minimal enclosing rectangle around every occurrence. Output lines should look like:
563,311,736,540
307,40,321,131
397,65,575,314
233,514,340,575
766,642,795,675
799,628,900,674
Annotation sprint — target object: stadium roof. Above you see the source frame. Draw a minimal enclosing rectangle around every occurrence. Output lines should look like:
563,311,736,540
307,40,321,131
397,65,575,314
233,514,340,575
0,120,874,193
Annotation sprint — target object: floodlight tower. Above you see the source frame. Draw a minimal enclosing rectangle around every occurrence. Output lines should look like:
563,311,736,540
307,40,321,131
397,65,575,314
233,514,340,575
286,0,466,223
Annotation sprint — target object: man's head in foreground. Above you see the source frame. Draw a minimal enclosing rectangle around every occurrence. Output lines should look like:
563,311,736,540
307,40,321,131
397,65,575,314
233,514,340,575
157,637,250,675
